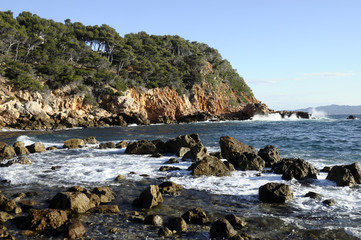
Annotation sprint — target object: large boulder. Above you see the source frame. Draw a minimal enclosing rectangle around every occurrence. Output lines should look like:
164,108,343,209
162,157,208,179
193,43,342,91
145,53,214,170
219,136,256,161
125,140,157,154
19,208,68,232
188,155,231,177
133,185,163,209
210,218,238,239
259,182,294,203
258,145,281,167
165,134,202,155
49,192,99,213
0,146,16,159
230,152,265,171
182,143,209,161
272,158,318,180
63,139,86,149
326,162,361,186
27,142,46,153
181,207,209,225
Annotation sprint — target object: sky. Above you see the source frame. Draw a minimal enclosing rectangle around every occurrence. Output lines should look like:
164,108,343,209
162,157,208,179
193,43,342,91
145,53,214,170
2,0,361,110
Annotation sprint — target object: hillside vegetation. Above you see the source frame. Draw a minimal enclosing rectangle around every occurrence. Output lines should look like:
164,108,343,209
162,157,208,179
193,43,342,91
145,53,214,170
0,11,253,104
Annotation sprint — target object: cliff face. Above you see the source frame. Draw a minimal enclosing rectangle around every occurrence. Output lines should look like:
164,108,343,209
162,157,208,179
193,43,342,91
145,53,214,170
0,77,262,130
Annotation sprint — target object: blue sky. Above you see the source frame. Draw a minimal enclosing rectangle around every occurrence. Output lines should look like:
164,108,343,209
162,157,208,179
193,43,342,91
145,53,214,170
2,0,360,110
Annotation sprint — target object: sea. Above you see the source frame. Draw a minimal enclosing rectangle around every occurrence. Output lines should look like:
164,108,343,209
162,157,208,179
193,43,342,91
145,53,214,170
0,113,360,239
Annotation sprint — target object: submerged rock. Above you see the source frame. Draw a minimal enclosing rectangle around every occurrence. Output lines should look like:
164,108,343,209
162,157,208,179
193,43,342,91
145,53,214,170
225,214,247,229
259,182,294,203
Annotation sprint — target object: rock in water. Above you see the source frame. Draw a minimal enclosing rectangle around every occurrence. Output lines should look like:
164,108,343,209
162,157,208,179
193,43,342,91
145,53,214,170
133,185,163,209
219,136,256,161
165,217,187,233
27,142,46,153
65,219,86,239
258,145,281,167
181,207,209,225
210,218,238,239
63,139,85,149
188,155,231,176
259,182,294,203
326,162,361,186
272,158,318,180
49,192,99,213
125,140,157,154
20,208,68,232
158,181,183,195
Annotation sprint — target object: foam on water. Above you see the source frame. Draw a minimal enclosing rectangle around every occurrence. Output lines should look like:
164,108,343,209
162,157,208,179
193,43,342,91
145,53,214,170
251,113,301,121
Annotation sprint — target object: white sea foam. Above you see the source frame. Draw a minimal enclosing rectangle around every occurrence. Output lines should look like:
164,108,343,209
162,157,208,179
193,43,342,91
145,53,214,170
310,108,328,119
252,113,300,121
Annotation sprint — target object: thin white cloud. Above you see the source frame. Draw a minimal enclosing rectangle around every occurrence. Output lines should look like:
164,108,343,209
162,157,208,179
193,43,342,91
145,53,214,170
247,78,282,85
303,72,355,78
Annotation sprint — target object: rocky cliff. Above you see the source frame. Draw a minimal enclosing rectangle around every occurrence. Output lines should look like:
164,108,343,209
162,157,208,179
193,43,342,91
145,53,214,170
0,77,264,130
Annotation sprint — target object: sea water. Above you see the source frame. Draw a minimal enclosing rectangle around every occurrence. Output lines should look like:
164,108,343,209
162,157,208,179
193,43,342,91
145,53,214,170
0,114,360,238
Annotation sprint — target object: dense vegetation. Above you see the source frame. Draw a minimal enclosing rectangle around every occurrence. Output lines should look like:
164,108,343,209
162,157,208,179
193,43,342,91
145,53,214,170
0,11,253,100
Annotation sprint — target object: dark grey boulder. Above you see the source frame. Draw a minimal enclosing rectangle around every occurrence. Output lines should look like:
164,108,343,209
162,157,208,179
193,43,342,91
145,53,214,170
210,218,238,239
326,162,361,186
181,207,209,225
259,182,294,203
272,158,318,180
188,155,231,177
258,145,281,167
125,140,157,154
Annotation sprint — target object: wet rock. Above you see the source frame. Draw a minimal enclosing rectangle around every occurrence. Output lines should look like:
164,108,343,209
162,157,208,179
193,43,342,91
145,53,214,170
49,192,99,213
178,147,191,157
321,166,333,172
0,226,12,238
259,182,294,203
165,134,202,155
65,219,86,239
27,142,46,153
189,155,231,177
14,146,30,155
323,199,337,206
151,152,163,158
114,174,126,181
210,218,238,239
133,185,163,209
125,140,157,154
158,227,173,237
258,145,281,167
18,199,37,211
182,143,209,161
20,208,68,232
144,215,163,226
0,211,13,223
219,136,256,161
347,115,357,120
129,212,145,223
225,214,247,229
181,207,209,224
63,139,85,149
210,151,222,159
46,146,57,151
92,187,116,203
326,162,361,186
158,181,183,195
84,136,98,144
0,146,16,159
116,140,128,149
224,161,236,171
93,205,120,213
231,152,265,171
272,158,318,180
0,193,21,213
159,166,181,172
305,191,322,199
13,141,25,148
165,217,187,233
164,158,179,164
99,142,116,149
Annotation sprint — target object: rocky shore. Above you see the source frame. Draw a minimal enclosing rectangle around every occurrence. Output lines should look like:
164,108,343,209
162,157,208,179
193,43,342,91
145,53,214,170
0,134,359,239
0,77,311,131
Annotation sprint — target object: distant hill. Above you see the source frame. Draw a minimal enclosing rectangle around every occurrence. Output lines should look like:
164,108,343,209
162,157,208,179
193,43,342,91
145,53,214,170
296,105,361,115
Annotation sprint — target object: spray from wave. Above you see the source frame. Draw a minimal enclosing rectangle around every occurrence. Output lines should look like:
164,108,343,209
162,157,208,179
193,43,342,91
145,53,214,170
309,108,328,119
251,113,300,121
